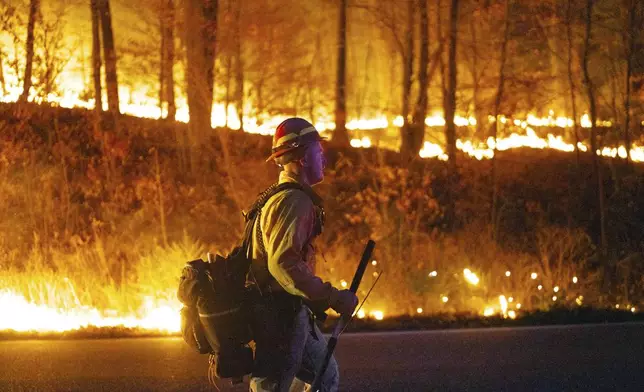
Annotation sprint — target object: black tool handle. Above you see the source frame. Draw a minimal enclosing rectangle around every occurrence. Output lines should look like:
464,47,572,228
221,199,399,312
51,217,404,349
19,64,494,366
349,239,375,293
310,239,376,392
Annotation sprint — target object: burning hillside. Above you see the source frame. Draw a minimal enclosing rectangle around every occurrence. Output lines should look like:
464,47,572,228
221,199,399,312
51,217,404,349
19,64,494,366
1,0,642,334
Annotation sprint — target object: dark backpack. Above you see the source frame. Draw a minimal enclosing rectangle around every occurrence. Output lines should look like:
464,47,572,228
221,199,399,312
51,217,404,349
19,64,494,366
177,182,322,380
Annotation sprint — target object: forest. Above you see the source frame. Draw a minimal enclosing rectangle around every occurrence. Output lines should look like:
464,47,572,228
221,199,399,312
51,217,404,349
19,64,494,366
0,0,643,332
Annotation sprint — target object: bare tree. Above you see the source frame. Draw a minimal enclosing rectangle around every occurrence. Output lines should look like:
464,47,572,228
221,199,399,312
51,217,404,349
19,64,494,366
91,0,102,113
445,0,459,169
437,0,447,126
19,0,39,102
34,8,73,100
185,0,218,145
222,0,233,127
98,0,119,115
566,0,580,166
623,0,639,167
582,0,607,259
354,0,433,156
399,0,415,160
407,0,429,159
0,49,5,95
543,0,565,110
159,5,165,117
234,0,244,131
166,0,176,121
467,3,481,136
491,0,511,237
333,0,349,146
159,0,176,120
582,0,597,164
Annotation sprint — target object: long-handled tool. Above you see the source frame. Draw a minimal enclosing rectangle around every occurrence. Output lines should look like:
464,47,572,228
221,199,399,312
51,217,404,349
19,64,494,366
310,239,376,392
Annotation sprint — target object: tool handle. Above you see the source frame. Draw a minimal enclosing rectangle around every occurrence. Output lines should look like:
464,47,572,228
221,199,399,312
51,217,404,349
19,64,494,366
311,239,375,392
349,239,375,293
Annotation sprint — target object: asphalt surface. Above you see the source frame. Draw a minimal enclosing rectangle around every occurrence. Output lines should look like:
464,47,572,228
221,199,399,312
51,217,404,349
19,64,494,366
1,322,643,392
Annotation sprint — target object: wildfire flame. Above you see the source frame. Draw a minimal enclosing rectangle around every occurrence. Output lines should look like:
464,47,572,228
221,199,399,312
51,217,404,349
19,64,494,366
463,268,480,286
417,125,644,162
0,289,180,333
2,53,642,162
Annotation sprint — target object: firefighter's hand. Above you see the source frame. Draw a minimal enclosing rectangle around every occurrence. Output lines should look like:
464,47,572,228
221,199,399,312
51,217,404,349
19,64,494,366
329,289,358,316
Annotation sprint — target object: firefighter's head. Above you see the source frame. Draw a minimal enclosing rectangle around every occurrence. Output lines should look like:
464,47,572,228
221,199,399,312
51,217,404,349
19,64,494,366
267,117,327,185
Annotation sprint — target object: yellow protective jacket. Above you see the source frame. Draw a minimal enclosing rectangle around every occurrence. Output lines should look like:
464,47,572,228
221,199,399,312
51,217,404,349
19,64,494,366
249,171,335,302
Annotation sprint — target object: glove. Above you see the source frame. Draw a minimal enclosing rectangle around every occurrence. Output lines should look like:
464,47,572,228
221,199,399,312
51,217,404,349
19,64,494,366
329,289,359,316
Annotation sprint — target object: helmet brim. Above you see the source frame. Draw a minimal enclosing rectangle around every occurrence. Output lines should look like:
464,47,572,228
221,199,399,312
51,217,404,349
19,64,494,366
266,133,327,162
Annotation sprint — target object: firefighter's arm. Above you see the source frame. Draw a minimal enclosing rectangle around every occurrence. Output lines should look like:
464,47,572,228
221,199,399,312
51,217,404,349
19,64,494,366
262,190,336,301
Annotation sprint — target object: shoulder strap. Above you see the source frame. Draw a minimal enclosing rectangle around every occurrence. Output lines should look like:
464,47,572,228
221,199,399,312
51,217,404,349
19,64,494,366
241,182,323,273
243,182,322,223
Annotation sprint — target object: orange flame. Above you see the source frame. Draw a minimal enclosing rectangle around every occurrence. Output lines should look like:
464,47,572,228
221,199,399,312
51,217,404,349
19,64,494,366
0,289,180,333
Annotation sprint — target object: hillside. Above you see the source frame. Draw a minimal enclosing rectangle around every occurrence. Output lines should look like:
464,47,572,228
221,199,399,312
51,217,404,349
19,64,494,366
1,102,643,321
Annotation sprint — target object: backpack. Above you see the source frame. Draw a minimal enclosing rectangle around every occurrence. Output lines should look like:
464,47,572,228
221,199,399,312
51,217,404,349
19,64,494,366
176,182,323,381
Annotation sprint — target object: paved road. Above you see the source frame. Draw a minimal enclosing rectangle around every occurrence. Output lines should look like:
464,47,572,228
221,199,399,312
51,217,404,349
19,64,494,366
1,322,643,392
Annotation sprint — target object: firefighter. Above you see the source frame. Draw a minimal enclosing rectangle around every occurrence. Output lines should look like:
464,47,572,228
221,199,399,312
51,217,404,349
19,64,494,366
248,117,358,392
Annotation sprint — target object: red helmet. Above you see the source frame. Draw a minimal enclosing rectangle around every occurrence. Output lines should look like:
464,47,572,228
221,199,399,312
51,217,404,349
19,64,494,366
266,117,325,162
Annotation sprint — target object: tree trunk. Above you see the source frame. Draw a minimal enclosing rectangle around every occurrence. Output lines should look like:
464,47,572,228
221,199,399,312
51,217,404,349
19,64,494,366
468,13,482,136
234,0,243,131
224,56,231,128
410,0,429,157
582,0,607,260
91,0,102,113
223,0,232,127
0,49,6,95
158,0,177,120
491,0,511,237
623,0,637,167
20,0,39,102
98,0,119,115
564,0,580,231
583,0,598,174
224,55,231,128
400,0,415,160
185,0,217,145
566,0,580,166
159,11,166,117
445,0,459,169
437,0,447,116
332,0,349,146
547,0,564,110
166,0,176,120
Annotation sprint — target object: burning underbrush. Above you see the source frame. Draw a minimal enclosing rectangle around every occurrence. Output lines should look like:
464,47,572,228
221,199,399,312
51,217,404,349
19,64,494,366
0,236,202,333
1,103,643,335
